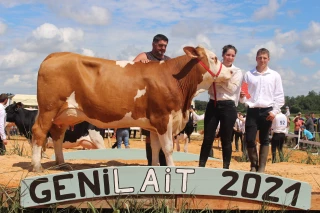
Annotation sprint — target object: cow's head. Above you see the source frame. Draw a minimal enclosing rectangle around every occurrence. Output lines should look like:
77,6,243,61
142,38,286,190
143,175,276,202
183,46,233,90
5,102,23,122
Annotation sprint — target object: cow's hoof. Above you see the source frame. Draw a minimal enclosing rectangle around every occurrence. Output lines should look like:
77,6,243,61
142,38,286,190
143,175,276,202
55,163,72,171
32,165,44,172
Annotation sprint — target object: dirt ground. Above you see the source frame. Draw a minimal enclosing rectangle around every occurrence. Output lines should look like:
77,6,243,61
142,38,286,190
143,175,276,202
1,134,320,193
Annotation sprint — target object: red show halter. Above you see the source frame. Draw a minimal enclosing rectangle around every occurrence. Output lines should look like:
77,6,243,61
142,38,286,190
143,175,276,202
197,59,223,106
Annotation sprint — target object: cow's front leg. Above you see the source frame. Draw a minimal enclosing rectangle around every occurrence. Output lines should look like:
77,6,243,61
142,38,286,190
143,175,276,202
50,124,67,167
173,136,180,152
150,132,161,166
32,113,55,172
158,132,174,167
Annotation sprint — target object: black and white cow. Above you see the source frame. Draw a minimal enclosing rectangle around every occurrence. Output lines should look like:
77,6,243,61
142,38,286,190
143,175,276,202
173,112,194,152
5,102,106,149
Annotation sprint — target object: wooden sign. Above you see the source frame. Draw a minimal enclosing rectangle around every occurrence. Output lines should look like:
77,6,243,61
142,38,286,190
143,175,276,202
20,167,311,210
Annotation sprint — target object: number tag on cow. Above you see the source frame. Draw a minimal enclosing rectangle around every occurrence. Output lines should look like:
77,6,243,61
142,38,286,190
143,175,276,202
20,167,311,209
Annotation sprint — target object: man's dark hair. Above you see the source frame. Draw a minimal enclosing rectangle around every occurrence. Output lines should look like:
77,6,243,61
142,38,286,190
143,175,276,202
256,48,270,58
222,44,237,56
153,34,169,43
0,93,8,102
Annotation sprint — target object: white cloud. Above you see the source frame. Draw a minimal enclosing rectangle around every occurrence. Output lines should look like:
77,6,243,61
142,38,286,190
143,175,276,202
53,4,111,25
23,23,84,52
0,20,7,35
300,57,316,67
277,68,296,86
313,70,320,80
247,41,285,65
252,0,281,20
4,74,33,87
0,49,37,69
196,34,211,49
32,23,83,42
81,48,95,57
0,0,34,8
274,29,298,44
298,21,320,52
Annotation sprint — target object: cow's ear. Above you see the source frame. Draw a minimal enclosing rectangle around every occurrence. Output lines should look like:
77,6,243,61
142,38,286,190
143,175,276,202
183,46,200,58
16,102,22,108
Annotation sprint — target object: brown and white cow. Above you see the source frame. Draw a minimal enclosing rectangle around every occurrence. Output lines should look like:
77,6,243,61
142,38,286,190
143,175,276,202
31,46,233,172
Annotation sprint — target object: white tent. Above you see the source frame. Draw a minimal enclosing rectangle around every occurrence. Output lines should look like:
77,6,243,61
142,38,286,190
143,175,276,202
10,94,38,107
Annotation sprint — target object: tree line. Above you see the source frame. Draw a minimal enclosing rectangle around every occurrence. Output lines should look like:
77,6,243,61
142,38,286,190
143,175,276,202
195,90,320,114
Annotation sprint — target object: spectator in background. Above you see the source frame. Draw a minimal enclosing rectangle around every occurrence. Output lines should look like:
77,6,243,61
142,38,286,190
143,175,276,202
293,115,303,145
301,126,314,141
270,111,288,163
285,106,290,117
115,128,130,149
0,94,8,155
311,113,318,135
305,113,315,134
298,112,305,122
233,112,243,152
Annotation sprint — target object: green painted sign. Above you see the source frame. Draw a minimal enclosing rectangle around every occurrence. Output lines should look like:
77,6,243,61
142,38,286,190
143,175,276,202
20,167,311,210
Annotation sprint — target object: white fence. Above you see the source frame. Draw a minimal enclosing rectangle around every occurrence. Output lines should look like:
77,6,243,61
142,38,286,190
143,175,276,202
290,129,320,149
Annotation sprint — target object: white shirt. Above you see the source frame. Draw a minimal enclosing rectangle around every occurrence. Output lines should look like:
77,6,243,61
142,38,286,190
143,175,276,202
0,104,6,140
191,111,205,122
271,113,288,134
208,64,243,106
240,67,284,115
234,118,245,133
241,118,246,133
285,109,290,117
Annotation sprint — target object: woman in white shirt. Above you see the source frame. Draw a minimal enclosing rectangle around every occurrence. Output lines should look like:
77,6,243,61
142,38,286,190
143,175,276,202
199,45,243,169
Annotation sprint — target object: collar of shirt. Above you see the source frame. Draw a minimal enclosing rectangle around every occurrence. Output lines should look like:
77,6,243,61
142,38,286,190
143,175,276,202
252,67,271,75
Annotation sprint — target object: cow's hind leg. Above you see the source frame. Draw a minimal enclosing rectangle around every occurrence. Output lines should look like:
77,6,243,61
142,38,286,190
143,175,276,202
50,124,67,168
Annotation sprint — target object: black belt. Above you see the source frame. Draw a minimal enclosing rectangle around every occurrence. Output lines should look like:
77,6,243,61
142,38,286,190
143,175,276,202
210,100,235,103
250,106,272,109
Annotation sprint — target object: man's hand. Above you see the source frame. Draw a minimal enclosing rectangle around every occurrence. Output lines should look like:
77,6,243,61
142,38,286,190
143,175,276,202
266,111,275,121
240,91,246,98
3,139,8,145
140,59,151,63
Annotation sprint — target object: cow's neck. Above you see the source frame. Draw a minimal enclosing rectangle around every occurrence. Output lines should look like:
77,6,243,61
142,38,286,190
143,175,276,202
169,56,203,116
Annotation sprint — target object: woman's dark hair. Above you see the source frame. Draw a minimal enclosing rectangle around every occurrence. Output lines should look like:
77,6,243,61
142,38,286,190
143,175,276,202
222,44,237,56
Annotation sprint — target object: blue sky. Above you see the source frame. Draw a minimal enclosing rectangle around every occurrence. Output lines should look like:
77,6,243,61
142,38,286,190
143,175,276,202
0,0,319,102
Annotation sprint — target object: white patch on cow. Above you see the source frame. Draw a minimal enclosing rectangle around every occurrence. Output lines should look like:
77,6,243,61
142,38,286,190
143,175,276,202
74,135,91,144
160,61,165,64
134,87,147,101
157,114,175,166
88,129,106,149
116,61,134,68
170,109,189,136
66,109,78,117
32,144,43,171
66,91,79,108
